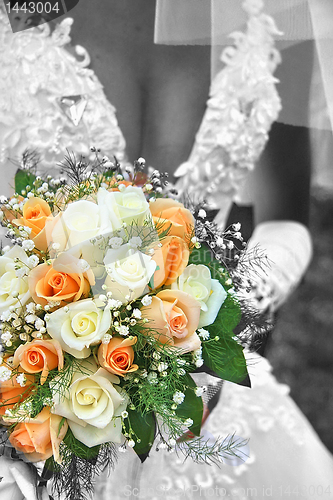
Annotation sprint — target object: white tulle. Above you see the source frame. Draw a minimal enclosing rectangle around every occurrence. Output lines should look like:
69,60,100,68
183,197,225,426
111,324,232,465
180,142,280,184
155,0,313,45
156,0,333,133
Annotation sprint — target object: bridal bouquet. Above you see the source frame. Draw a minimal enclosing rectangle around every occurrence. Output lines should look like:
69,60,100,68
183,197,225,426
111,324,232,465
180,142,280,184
0,152,263,499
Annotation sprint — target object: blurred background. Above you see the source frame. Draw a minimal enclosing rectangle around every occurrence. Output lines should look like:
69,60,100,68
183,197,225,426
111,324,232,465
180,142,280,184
266,187,333,453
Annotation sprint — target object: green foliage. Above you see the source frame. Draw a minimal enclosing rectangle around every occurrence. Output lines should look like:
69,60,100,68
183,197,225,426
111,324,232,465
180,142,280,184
189,243,249,385
178,433,249,465
188,244,225,282
202,336,248,385
103,169,116,179
124,409,156,460
63,428,100,460
46,441,118,500
175,374,203,436
209,293,242,338
14,169,36,195
202,294,249,384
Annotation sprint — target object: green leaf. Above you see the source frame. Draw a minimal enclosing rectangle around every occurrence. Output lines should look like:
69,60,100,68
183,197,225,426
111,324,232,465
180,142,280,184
189,243,234,292
189,244,223,280
63,428,100,460
208,293,242,338
14,169,36,195
202,335,249,386
124,409,156,461
175,374,203,436
203,293,250,386
42,457,56,480
188,244,250,385
58,417,67,438
103,169,116,179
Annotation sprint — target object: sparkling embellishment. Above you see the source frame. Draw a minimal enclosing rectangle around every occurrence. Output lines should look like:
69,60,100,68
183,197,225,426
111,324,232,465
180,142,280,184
58,95,87,126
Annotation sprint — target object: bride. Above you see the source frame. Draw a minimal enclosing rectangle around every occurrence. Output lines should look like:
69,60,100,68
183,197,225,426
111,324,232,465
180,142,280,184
0,1,332,499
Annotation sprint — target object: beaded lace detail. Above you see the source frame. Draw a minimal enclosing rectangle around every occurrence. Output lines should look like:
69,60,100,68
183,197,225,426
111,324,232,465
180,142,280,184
174,0,282,228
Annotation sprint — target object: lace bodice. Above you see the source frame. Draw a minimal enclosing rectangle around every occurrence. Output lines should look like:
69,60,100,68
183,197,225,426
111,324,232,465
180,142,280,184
0,8,126,189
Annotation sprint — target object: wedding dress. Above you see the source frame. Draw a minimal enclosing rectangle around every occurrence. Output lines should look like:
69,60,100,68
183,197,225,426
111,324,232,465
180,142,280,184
0,5,332,500
95,352,333,500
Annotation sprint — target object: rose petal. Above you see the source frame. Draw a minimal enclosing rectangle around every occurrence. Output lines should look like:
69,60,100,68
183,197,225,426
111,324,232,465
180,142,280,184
198,279,227,328
157,290,201,337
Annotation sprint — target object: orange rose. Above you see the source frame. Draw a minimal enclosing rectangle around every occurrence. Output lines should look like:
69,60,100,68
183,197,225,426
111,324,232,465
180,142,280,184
98,336,138,377
28,259,94,308
8,407,68,463
141,289,201,353
150,198,195,242
107,178,132,191
12,339,64,385
12,197,58,252
0,367,34,416
150,235,189,288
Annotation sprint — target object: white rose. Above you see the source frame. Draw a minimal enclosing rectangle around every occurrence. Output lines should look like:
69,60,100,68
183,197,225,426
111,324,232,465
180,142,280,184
0,246,31,313
171,264,227,327
51,359,127,447
46,299,111,358
50,199,114,251
97,186,152,228
104,244,156,303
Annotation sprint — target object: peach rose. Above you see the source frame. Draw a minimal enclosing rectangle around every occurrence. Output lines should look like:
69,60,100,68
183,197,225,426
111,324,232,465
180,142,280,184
28,255,95,308
150,235,189,289
0,367,34,416
12,339,64,385
107,178,132,191
8,407,68,463
98,336,138,377
12,197,57,252
150,198,195,242
141,289,201,353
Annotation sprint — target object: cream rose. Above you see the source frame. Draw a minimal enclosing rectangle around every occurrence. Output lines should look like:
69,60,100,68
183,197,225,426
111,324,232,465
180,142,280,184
50,198,114,252
97,186,152,228
51,359,127,447
46,299,111,358
0,246,31,313
104,244,156,303
171,264,227,327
